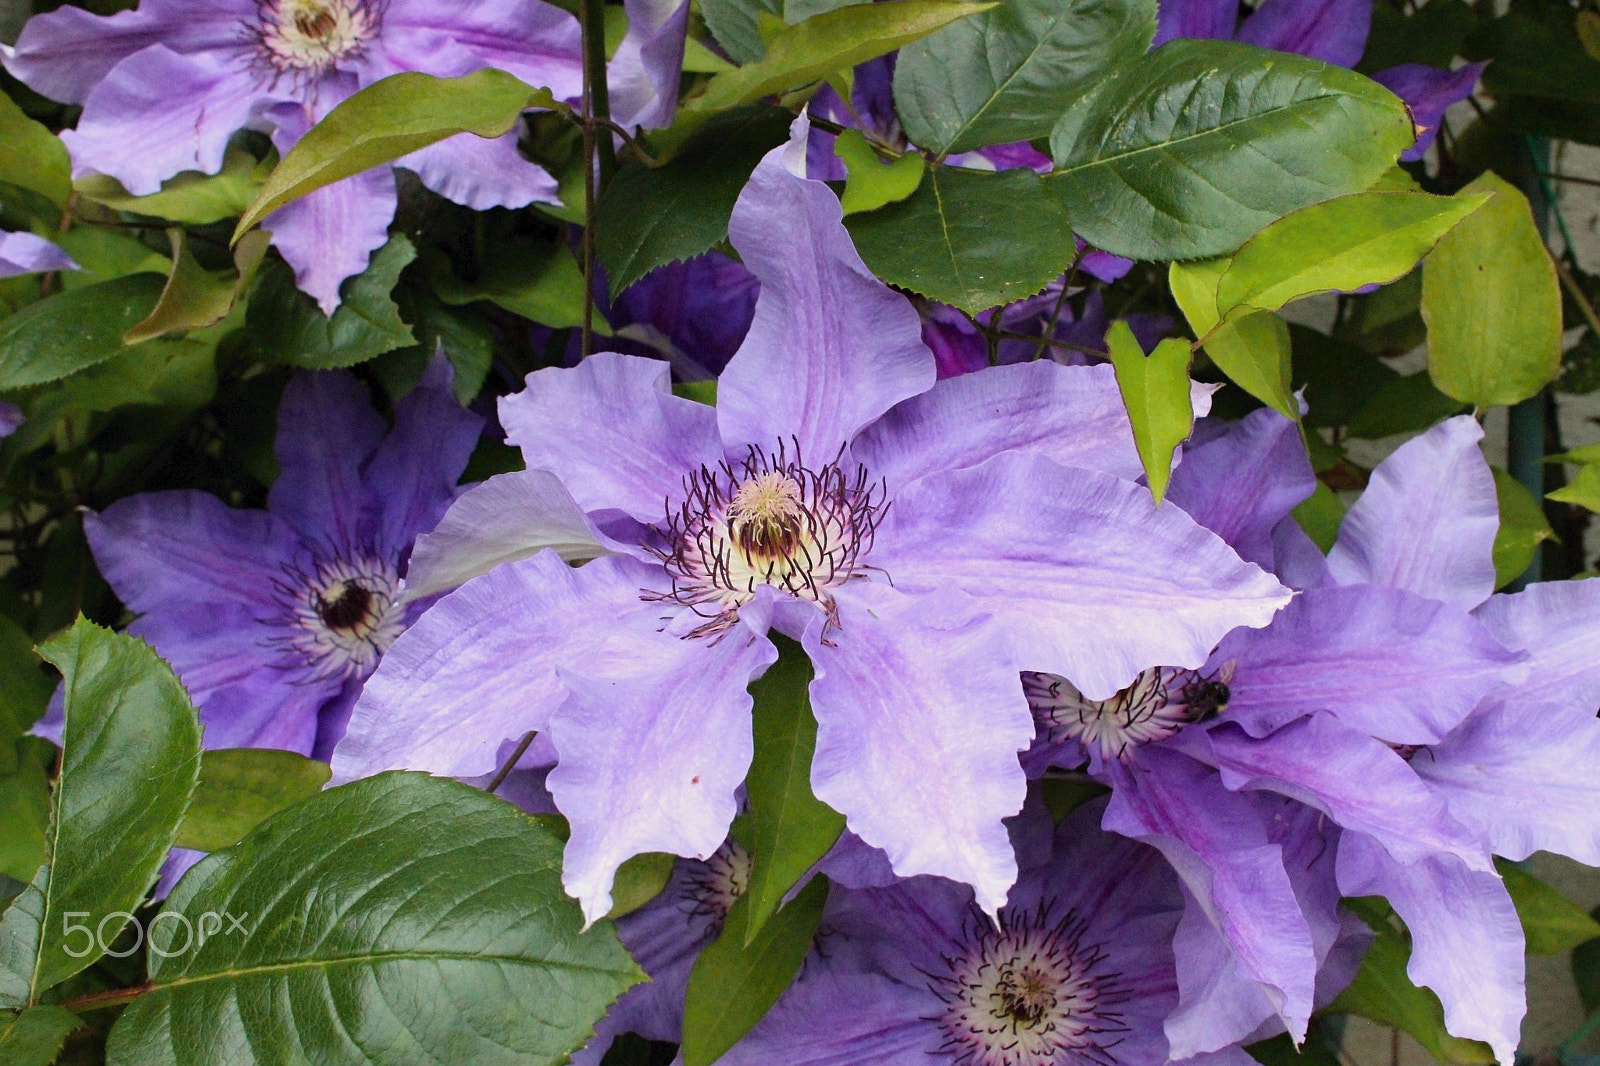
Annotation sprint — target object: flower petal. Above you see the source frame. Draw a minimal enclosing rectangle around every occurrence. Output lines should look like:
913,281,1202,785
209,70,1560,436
84,490,307,614
1336,833,1524,1065
872,451,1290,700
381,0,583,100
853,361,1180,487
1166,891,1280,1057
362,358,483,560
550,625,777,925
1169,408,1314,571
403,469,607,601
1475,577,1600,713
0,232,79,277
610,0,690,129
718,122,935,460
1416,698,1600,865
1327,415,1498,610
1235,0,1370,66
1102,749,1317,1046
397,128,561,210
499,351,722,522
261,161,398,317
268,370,388,555
60,44,263,196
714,968,941,1066
1152,0,1239,45
1372,63,1486,162
330,552,667,782
1193,715,1487,870
1217,584,1524,745
804,583,1032,916
4,0,253,105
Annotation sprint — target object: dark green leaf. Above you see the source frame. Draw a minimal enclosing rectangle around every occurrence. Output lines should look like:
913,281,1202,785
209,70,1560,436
686,0,993,113
124,229,271,344
846,164,1075,313
1491,468,1553,589
1422,172,1562,408
1292,481,1346,554
894,0,1155,154
431,242,598,333
1496,858,1600,955
1048,40,1413,261
1466,0,1600,108
173,749,331,853
76,148,271,226
743,636,844,945
1328,904,1496,1063
834,129,925,216
0,738,53,886
680,877,827,1066
106,772,643,1066
0,274,167,390
596,106,792,298
0,93,71,210
1290,324,1398,429
384,287,498,406
236,70,561,237
1572,906,1600,1014
1106,322,1194,505
1245,1030,1342,1066
0,619,201,1007
247,235,417,369
1345,370,1468,439
0,616,51,743
1360,0,1476,73
702,0,785,62
0,1005,81,1066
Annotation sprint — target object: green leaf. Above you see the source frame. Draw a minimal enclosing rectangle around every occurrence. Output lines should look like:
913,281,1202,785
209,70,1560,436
1048,40,1413,261
0,274,167,390
686,0,993,113
596,106,792,298
1491,468,1553,588
1549,463,1600,512
673,379,719,405
1496,859,1600,954
680,876,827,1066
1573,906,1600,1013
0,619,201,1007
1328,904,1496,1064
385,287,498,406
1215,191,1487,317
1467,0,1600,108
247,234,417,369
0,616,51,743
51,230,170,292
846,164,1075,313
608,853,676,921
1105,321,1194,505
893,0,1155,155
235,70,560,238
834,129,925,216
0,1005,80,1066
106,771,643,1066
76,148,271,226
1245,1031,1341,1066
0,739,53,885
0,93,71,210
1292,481,1346,553
743,636,844,945
173,749,331,853
1290,324,1398,429
123,229,271,344
431,242,600,333
701,0,784,63
1345,370,1468,440
1170,260,1297,420
1423,172,1563,408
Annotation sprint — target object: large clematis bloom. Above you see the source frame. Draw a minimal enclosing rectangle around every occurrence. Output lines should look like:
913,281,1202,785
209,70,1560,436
78,359,480,759
3,0,582,312
1022,412,1528,1058
331,117,1291,925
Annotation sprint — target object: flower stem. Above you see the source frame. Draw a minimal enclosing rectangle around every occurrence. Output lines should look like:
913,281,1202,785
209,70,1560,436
578,0,616,358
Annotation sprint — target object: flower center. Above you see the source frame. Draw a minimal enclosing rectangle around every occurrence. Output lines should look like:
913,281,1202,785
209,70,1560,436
281,555,403,680
932,906,1128,1066
254,0,379,75
649,443,886,638
687,840,752,923
1024,665,1232,763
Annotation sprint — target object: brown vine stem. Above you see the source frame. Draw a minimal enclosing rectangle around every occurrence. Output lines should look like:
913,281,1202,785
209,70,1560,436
61,981,154,1014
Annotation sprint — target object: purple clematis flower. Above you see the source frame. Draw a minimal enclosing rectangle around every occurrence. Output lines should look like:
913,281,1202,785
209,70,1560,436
610,0,690,131
4,0,582,313
1154,0,1485,161
0,402,22,440
606,251,760,380
79,358,480,759
1021,412,1528,1058
0,229,79,277
711,796,1254,1066
330,117,1291,925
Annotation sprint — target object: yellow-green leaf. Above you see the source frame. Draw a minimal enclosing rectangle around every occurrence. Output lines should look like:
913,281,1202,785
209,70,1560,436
76,148,271,226
1171,260,1297,420
834,129,925,216
1106,320,1194,505
0,94,70,209
124,229,270,343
